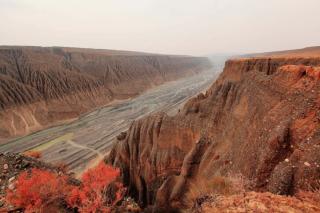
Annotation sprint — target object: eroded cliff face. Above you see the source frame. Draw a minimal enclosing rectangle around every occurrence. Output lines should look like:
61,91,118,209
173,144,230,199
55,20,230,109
108,56,320,210
0,46,211,140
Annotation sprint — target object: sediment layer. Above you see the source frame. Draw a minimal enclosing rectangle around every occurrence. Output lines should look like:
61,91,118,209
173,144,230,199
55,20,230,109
0,46,211,139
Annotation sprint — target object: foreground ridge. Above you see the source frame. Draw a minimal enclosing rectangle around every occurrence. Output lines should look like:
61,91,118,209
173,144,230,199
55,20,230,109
108,48,320,211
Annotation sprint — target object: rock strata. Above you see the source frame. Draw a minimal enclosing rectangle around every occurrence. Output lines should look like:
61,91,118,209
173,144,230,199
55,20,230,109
108,48,320,210
0,46,211,140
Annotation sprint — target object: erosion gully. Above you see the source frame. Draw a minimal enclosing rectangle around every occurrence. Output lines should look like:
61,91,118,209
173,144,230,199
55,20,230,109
0,70,218,175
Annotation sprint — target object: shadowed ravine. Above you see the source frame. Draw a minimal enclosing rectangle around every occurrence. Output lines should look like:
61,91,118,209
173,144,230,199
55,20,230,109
0,70,217,175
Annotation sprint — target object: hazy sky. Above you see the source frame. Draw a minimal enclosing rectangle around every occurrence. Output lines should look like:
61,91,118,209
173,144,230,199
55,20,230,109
1,0,320,55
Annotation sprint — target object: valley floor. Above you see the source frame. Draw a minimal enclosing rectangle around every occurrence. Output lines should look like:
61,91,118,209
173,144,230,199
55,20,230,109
0,70,217,175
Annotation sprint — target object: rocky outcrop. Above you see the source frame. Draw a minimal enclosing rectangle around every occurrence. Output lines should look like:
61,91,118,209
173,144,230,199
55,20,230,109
0,46,211,140
108,53,320,210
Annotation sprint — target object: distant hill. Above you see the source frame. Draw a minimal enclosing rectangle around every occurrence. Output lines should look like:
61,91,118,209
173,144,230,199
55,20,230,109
0,46,212,140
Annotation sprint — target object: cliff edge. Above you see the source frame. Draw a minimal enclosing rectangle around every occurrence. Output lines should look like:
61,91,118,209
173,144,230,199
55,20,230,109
108,47,320,210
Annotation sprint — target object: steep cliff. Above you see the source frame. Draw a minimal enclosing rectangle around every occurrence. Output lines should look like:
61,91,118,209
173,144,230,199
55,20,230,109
108,50,320,210
0,46,211,140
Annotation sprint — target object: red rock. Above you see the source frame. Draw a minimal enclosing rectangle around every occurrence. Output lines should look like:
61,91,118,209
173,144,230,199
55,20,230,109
108,49,320,210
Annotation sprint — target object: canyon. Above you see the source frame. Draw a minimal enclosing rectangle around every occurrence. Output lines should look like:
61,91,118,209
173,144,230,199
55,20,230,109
108,47,320,211
1,46,320,212
0,46,211,141
0,70,217,175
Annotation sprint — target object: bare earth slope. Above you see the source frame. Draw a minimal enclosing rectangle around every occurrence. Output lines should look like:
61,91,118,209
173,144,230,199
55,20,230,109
0,46,211,140
108,47,320,210
197,192,320,213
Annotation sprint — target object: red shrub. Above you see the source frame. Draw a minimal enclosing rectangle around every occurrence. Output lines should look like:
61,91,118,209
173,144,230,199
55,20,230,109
67,163,125,212
24,151,42,159
6,168,70,213
5,163,125,213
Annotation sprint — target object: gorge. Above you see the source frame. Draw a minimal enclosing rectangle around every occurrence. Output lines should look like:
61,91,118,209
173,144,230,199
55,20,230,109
2,1,320,212
1,46,320,212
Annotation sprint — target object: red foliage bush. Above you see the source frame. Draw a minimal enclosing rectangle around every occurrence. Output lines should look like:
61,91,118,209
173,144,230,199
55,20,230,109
6,168,70,213
24,150,42,159
5,163,125,213
67,162,125,212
